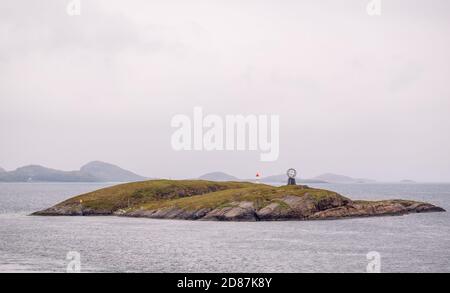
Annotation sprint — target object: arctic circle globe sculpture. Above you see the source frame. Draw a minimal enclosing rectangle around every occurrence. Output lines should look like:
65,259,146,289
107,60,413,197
286,168,297,185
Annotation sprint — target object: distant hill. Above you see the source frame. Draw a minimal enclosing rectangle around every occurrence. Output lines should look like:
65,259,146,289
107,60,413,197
198,172,238,182
259,174,284,183
0,166,5,173
198,172,328,184
80,161,147,182
260,174,327,184
0,161,147,182
312,173,375,184
0,165,97,182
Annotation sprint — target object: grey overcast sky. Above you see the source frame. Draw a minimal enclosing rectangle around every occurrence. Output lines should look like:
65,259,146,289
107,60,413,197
1,0,450,181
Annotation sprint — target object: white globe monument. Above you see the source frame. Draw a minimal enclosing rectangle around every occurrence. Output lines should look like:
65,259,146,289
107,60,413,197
286,168,297,185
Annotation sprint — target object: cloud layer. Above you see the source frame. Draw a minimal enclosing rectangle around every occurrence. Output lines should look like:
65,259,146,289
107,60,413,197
1,0,450,181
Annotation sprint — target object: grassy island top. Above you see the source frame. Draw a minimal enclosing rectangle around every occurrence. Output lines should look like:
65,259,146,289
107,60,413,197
57,179,344,212
34,179,444,221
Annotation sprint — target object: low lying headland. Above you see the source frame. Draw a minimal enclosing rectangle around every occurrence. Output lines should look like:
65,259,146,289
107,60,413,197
32,180,445,221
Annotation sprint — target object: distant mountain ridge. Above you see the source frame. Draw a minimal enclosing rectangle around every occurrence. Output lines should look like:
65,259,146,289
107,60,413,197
197,172,375,184
312,173,376,184
0,161,147,182
258,174,327,184
1,166,376,184
80,161,147,182
198,172,239,182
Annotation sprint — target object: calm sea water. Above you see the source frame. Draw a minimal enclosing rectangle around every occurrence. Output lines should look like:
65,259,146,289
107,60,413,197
0,182,449,273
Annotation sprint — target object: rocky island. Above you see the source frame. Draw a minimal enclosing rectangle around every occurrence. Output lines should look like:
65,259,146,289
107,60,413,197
33,180,445,221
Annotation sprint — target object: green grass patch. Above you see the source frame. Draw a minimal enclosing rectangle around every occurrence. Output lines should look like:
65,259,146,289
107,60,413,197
52,179,348,214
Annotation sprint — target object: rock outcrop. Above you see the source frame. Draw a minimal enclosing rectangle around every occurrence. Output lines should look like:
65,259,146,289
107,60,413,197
33,180,445,221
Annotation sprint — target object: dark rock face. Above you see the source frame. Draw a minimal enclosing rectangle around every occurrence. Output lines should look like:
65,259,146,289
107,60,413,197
309,200,445,220
125,207,213,220
33,205,112,216
100,197,445,222
202,202,257,221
